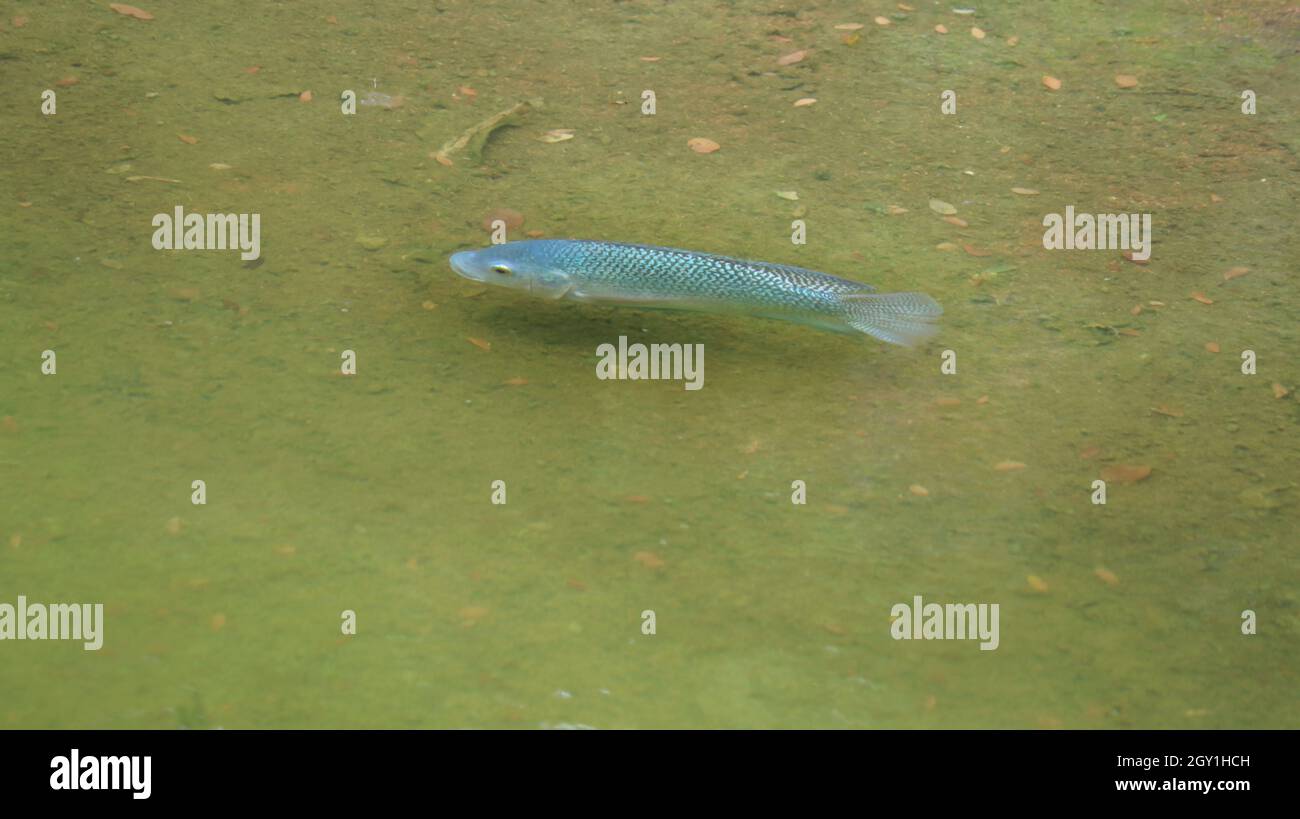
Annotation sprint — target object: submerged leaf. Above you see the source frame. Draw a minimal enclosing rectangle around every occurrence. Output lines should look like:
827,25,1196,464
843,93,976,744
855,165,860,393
537,128,575,143
109,3,154,20
1100,464,1151,483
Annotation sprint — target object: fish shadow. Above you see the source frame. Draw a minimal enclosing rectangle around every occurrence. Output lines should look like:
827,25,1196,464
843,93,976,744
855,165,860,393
463,299,879,367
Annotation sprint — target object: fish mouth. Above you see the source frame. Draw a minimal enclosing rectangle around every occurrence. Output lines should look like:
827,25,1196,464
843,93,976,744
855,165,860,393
449,250,480,280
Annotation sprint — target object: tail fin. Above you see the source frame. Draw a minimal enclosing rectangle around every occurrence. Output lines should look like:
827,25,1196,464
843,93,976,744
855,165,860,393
840,292,943,347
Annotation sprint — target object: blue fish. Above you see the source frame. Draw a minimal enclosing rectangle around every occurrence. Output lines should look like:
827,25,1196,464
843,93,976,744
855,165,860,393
450,240,942,346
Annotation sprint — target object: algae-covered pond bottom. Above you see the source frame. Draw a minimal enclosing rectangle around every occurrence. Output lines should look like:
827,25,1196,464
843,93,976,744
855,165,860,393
0,1,1297,728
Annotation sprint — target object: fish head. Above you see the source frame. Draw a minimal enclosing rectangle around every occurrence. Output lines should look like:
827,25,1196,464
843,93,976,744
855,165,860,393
449,241,572,299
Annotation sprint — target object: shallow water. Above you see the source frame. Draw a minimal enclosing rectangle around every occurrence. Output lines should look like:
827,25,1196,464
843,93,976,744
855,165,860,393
1,1,1297,728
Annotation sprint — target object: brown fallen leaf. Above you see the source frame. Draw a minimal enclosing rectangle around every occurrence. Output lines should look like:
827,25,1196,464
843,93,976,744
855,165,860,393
482,208,525,231
1191,292,1213,305
1094,567,1120,586
178,134,199,145
934,24,948,34
793,97,817,107
503,377,528,386
109,4,154,20
1078,446,1101,459
1130,304,1143,316
1273,383,1291,399
994,461,1027,472
970,27,986,39
943,215,968,227
1011,187,1039,195
299,90,313,102
909,484,930,497
1100,464,1151,483
1204,342,1220,353
1223,266,1249,281
777,50,809,66
1027,575,1049,592
1114,75,1139,88
1042,76,1062,91
466,337,491,351
56,77,79,87
962,244,992,257
633,551,665,569
687,137,720,154
1151,405,1183,418
874,16,891,26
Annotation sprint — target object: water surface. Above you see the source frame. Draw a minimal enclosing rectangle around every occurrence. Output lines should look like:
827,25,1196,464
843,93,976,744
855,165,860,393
1,1,1297,728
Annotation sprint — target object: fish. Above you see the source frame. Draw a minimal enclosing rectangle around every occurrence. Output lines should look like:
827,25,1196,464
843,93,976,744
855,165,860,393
449,240,942,346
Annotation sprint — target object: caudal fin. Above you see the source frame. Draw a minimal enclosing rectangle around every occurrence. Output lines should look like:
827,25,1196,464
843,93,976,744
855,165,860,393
840,292,943,347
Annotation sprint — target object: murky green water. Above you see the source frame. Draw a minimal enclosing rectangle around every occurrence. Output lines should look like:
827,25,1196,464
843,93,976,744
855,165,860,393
2,1,1297,728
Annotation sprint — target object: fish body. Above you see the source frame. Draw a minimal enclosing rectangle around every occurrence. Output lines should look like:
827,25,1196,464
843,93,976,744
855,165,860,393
449,240,942,346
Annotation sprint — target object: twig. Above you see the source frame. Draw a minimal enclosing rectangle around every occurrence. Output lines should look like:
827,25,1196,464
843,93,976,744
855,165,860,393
432,98,542,166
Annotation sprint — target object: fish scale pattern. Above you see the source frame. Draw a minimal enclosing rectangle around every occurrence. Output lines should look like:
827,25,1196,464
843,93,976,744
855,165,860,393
532,240,873,315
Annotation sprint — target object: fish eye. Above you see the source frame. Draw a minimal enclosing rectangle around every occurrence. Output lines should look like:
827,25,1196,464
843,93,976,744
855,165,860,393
492,265,512,276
